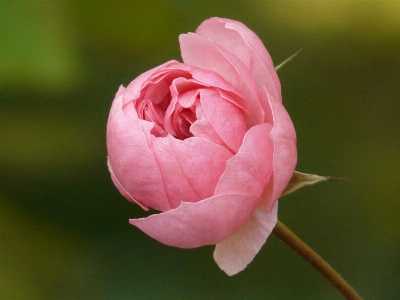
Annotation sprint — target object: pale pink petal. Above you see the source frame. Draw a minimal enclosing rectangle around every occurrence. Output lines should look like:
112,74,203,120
259,87,297,211
213,202,278,275
115,85,126,99
215,123,274,198
122,60,180,105
106,94,170,211
190,68,250,115
170,78,203,104
196,17,281,103
163,89,181,137
130,193,260,248
177,90,199,108
164,80,200,138
197,88,247,153
179,33,264,127
190,104,228,148
151,135,233,209
107,158,147,211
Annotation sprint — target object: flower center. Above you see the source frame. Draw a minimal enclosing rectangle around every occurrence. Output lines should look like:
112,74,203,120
135,94,197,140
135,98,167,137
133,72,205,140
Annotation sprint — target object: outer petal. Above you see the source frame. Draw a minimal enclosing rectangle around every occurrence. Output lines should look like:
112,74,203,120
151,135,233,209
259,87,297,211
107,94,170,211
215,123,274,198
107,158,147,211
130,193,260,248
196,17,281,103
213,202,278,275
180,33,264,127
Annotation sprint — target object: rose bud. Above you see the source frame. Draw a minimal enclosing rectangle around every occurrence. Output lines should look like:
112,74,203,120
107,17,297,275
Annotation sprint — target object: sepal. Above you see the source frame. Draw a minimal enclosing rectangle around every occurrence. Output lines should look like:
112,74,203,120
281,171,346,197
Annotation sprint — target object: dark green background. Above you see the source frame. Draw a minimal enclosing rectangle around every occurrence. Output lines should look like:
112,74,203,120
1,1,399,299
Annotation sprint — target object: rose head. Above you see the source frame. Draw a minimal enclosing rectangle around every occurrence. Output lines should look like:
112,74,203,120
107,17,297,275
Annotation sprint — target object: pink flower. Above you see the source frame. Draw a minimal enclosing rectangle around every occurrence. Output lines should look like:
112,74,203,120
106,17,297,275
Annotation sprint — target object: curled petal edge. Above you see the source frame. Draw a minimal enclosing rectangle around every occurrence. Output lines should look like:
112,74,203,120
130,193,260,248
213,202,278,275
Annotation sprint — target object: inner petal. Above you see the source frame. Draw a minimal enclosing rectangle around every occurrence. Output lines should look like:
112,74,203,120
135,98,167,137
164,89,199,140
190,104,230,150
191,88,247,153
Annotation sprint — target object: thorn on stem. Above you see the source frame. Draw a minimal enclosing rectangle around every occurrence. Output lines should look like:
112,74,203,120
275,48,303,72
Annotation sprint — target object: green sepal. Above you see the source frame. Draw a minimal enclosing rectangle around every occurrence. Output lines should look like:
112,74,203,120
281,171,346,197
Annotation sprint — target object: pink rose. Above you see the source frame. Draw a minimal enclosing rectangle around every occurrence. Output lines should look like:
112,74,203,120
107,17,297,275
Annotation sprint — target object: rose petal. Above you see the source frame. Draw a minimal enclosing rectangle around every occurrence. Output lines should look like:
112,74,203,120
130,193,260,248
151,135,233,209
215,123,274,198
196,18,281,103
190,104,228,148
259,87,297,211
197,88,247,153
180,33,264,127
122,60,180,105
107,94,170,211
213,202,278,275
107,158,147,210
189,68,251,115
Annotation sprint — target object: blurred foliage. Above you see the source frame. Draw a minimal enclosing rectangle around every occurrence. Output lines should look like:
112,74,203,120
1,0,399,299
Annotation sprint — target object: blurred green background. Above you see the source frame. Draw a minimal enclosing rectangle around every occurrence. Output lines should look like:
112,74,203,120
1,1,399,299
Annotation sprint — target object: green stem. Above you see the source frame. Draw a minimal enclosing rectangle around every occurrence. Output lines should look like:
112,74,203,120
273,221,363,300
